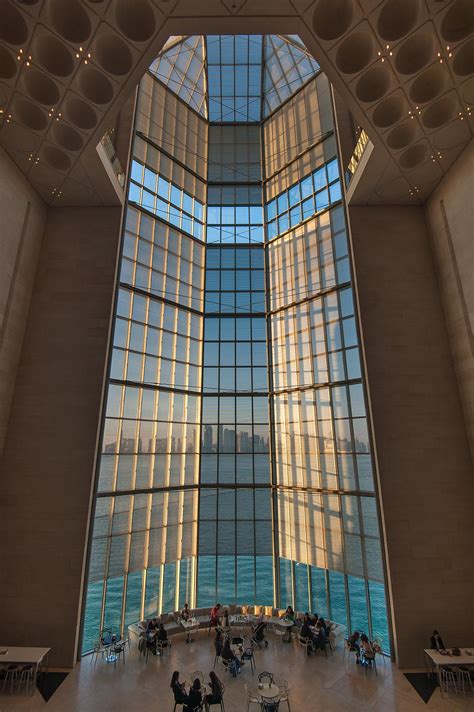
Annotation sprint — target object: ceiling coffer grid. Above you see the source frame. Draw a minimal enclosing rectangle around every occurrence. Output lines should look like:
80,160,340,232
0,0,472,206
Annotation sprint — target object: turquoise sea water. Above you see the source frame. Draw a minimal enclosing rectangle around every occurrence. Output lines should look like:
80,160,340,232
82,557,389,654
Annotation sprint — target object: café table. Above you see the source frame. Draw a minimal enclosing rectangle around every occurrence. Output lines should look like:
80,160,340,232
0,646,50,695
181,617,199,643
424,647,474,697
100,633,122,663
268,617,294,642
258,682,281,700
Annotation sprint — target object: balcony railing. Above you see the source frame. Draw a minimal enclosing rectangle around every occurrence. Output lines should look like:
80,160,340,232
100,129,125,190
345,129,370,186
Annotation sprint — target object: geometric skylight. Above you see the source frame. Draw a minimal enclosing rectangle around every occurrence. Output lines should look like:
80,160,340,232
150,35,320,123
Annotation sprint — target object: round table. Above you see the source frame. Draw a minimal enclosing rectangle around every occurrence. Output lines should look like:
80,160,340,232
258,683,280,700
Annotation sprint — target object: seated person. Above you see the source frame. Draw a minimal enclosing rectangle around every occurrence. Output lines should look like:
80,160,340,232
221,638,244,673
281,605,295,622
184,678,202,712
205,671,223,707
156,623,169,648
210,603,221,627
313,622,327,652
147,618,158,635
180,602,191,621
360,634,375,664
348,631,361,662
300,616,314,655
170,671,189,705
214,629,224,657
430,629,445,650
317,617,327,634
279,606,295,642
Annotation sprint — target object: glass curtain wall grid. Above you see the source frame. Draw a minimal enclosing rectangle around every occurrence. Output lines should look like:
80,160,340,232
82,35,391,656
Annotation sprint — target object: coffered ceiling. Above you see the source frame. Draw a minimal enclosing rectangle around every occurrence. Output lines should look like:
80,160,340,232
0,0,472,206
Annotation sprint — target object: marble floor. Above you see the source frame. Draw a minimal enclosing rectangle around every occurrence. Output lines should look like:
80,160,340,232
2,631,473,712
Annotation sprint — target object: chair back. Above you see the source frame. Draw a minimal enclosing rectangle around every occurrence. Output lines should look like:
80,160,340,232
258,671,274,684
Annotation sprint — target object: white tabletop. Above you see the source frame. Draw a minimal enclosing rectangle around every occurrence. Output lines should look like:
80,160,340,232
268,617,294,627
424,648,474,667
230,614,249,623
258,682,280,700
180,618,199,629
0,647,50,664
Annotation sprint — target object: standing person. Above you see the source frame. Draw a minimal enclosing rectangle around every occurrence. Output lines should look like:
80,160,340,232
430,630,445,650
184,678,202,712
205,671,224,707
210,603,221,628
170,671,188,705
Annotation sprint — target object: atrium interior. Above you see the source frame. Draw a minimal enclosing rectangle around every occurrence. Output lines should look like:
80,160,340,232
0,2,473,711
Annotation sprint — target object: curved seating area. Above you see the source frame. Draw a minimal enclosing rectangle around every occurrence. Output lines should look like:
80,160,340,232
128,604,346,648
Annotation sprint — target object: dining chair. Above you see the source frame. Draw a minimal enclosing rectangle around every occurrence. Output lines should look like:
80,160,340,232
241,647,256,674
298,636,312,657
244,683,261,711
277,680,290,711
113,640,127,668
258,671,274,685
205,681,226,712
190,670,206,687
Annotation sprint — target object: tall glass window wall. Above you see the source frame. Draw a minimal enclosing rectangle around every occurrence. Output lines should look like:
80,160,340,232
83,34,390,655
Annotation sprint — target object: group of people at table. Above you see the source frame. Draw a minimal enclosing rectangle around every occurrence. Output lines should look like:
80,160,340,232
171,670,223,712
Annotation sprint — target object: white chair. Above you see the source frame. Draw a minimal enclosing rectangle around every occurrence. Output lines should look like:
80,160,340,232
277,680,291,711
244,683,261,711
298,636,312,657
457,666,474,695
372,637,386,667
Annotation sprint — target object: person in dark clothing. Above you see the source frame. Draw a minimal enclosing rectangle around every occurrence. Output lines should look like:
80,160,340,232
184,678,202,712
313,623,327,652
430,630,445,650
300,615,314,655
348,631,361,662
222,638,244,673
170,671,189,705
214,629,224,657
205,671,223,707
156,623,170,653
317,617,327,634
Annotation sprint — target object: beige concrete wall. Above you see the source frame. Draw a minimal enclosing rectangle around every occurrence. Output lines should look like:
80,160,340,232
425,140,474,463
0,206,122,667
349,205,474,668
0,147,46,455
